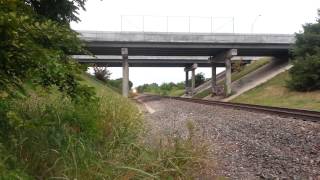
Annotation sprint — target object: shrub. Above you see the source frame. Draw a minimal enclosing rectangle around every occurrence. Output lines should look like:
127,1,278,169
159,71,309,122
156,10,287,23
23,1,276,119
288,12,320,91
0,0,89,100
195,73,205,87
107,78,133,92
93,66,111,82
287,53,320,91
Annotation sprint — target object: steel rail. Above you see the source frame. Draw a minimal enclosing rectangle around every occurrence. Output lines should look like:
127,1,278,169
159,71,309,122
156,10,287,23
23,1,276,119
145,95,320,123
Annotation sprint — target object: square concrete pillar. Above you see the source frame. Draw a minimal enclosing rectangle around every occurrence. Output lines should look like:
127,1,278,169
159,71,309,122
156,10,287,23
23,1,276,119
191,68,196,95
225,58,232,96
185,70,189,94
211,63,217,95
121,48,129,97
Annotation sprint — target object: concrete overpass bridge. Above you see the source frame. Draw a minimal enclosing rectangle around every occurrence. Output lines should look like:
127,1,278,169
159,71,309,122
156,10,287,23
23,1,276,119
75,55,261,67
76,30,295,97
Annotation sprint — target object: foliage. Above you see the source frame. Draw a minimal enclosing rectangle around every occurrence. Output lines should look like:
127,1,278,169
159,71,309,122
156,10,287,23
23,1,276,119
0,76,207,179
232,71,320,111
0,1,207,178
195,72,205,87
288,53,320,91
107,78,133,92
230,58,270,82
137,83,159,94
291,18,320,58
0,85,136,178
93,66,111,82
288,13,320,91
0,0,92,101
231,60,245,73
137,73,205,96
25,0,87,24
192,58,270,98
0,88,100,178
193,88,211,99
137,82,185,96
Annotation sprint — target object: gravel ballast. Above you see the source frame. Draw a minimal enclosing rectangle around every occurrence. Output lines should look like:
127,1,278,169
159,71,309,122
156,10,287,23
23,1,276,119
136,95,320,180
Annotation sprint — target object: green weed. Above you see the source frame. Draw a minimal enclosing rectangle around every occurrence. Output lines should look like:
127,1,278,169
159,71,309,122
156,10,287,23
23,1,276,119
0,76,209,179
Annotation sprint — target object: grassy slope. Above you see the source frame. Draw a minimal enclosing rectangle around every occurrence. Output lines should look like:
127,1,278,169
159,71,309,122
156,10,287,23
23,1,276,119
193,58,271,99
142,88,185,97
81,74,120,96
80,74,207,178
232,71,320,111
168,89,185,96
193,88,211,99
231,58,270,82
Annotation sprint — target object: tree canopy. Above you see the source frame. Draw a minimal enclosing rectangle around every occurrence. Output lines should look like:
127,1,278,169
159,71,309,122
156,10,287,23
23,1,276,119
287,11,320,91
0,0,92,100
25,0,87,24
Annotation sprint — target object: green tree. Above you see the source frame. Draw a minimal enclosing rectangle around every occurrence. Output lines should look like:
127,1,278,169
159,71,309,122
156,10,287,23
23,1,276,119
107,78,133,91
26,0,87,24
195,72,205,87
287,11,320,91
0,0,93,100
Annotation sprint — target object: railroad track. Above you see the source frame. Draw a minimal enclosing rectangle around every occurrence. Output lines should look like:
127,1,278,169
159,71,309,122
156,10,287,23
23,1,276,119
144,94,320,123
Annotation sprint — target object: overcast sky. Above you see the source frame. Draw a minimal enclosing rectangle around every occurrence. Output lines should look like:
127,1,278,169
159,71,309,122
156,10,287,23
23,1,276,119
71,0,320,87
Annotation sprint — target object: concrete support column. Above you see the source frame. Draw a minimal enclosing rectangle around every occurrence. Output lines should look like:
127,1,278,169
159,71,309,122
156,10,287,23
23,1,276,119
121,48,129,97
225,58,232,96
211,63,217,95
191,68,196,95
184,63,197,95
185,70,189,94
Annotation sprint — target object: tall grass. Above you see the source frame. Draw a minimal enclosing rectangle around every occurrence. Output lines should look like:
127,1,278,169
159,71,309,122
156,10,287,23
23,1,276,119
0,77,208,179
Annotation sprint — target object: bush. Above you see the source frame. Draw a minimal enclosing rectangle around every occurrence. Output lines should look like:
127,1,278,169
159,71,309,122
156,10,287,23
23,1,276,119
287,53,320,91
136,73,206,96
0,0,89,100
107,78,133,92
288,13,320,91
93,66,111,82
137,82,186,96
195,73,205,87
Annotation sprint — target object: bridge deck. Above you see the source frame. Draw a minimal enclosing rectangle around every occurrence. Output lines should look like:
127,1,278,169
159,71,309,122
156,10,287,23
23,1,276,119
78,31,294,56
76,30,294,66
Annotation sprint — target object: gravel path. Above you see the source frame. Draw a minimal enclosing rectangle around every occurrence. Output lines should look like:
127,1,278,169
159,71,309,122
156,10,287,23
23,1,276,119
136,95,320,180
